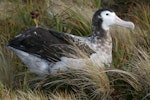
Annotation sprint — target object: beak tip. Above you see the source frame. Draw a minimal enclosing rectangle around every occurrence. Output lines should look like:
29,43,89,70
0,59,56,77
130,22,135,30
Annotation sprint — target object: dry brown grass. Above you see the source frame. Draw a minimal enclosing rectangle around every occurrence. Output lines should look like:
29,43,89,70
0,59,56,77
0,0,149,99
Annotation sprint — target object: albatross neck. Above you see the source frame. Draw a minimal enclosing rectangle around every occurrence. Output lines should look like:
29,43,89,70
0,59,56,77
91,24,112,44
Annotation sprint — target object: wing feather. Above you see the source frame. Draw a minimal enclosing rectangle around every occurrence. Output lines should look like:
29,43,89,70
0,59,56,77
8,27,94,63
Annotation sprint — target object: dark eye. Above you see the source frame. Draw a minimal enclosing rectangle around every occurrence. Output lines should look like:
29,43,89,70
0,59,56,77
106,13,109,16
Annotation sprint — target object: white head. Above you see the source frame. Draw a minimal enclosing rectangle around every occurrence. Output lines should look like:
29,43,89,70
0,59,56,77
93,9,135,31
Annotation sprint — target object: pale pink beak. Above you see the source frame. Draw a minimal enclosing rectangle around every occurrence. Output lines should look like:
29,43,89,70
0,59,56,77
115,15,135,29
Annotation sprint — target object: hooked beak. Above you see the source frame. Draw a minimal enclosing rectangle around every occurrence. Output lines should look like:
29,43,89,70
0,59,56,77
115,15,135,30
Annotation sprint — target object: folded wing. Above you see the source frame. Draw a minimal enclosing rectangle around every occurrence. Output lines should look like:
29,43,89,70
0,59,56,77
8,27,94,63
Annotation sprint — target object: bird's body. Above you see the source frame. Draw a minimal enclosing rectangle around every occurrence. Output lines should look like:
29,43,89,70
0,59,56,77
8,9,134,75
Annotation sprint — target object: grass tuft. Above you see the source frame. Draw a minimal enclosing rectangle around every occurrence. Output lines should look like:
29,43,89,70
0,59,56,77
0,0,149,99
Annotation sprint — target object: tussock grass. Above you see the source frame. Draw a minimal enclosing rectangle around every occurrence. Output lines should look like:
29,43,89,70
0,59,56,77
1,88,78,100
131,47,150,89
49,92,77,100
30,69,109,99
0,48,13,87
0,0,150,99
1,89,48,100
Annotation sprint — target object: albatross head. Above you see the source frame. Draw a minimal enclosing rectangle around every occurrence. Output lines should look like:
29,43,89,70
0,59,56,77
92,9,135,31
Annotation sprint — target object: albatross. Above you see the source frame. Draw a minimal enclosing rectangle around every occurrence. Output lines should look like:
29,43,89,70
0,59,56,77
8,9,134,75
